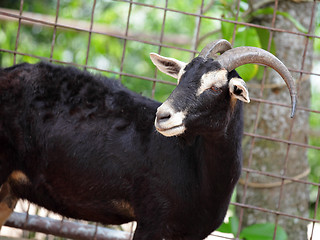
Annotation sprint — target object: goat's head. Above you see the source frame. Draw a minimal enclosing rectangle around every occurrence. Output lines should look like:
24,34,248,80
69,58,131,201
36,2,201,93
150,39,297,137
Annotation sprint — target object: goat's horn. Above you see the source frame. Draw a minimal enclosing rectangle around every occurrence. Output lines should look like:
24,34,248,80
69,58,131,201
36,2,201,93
216,46,297,118
198,39,232,59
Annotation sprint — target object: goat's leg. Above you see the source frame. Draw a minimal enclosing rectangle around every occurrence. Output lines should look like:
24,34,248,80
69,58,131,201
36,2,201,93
0,182,18,231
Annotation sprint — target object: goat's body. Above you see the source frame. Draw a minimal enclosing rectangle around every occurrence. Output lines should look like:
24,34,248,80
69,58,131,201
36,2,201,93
0,62,242,239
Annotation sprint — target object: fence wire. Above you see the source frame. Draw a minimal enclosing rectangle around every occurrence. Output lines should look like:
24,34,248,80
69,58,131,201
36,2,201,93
0,0,319,240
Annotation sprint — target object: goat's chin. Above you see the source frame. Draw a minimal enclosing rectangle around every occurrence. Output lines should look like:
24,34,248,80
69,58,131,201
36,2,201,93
156,124,186,137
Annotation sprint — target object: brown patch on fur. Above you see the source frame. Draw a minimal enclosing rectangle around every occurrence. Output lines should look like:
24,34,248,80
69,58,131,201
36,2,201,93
111,200,135,219
230,97,238,113
8,170,30,184
0,202,14,228
0,183,18,229
0,171,28,228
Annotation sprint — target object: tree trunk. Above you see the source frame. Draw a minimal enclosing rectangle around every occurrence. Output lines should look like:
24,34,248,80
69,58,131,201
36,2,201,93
237,1,315,239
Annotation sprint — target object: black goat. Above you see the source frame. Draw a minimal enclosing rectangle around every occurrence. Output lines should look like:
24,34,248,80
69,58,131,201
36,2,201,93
0,40,296,240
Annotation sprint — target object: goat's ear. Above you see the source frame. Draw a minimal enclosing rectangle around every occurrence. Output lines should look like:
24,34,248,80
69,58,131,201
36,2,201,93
150,53,187,79
229,78,250,103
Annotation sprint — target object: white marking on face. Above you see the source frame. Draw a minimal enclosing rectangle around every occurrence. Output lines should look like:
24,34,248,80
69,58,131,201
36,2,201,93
155,101,187,137
197,69,228,96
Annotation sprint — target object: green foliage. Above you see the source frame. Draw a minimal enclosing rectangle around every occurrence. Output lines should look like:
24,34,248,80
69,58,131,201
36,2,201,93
218,1,264,81
217,216,288,240
308,86,320,220
0,0,196,101
315,7,320,53
0,0,310,92
240,223,288,240
251,7,308,34
217,216,239,236
309,6,320,214
216,0,310,82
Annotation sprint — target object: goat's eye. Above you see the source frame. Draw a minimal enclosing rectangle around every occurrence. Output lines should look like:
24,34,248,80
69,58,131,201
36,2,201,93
211,86,222,93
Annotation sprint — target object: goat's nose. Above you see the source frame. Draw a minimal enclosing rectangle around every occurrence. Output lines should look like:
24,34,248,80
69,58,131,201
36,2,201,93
157,111,171,124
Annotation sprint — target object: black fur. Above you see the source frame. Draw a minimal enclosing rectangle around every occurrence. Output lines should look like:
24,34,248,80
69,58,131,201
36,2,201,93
0,60,243,240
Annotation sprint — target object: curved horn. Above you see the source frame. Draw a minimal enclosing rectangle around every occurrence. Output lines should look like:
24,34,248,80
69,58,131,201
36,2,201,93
216,46,297,118
198,39,232,59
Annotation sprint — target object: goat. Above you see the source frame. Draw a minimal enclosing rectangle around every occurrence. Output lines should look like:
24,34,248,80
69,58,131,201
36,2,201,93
0,39,296,240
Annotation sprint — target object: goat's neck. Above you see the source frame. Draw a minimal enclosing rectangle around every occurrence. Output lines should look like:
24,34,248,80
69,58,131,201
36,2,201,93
202,131,242,175
197,106,243,198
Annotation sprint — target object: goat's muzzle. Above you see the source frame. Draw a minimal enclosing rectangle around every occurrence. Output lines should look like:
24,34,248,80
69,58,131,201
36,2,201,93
155,103,186,137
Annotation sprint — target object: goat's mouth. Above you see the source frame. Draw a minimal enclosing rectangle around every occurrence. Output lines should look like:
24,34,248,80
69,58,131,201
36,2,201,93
155,123,186,137
155,104,187,137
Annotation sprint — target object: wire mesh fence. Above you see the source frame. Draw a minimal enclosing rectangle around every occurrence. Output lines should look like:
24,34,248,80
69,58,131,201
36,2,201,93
0,0,319,239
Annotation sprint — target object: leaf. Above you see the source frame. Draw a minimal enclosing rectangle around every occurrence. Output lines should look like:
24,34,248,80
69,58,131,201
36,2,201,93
216,216,239,236
236,64,259,82
233,27,260,81
254,28,277,81
217,221,232,234
255,28,276,54
240,223,288,240
221,20,235,42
